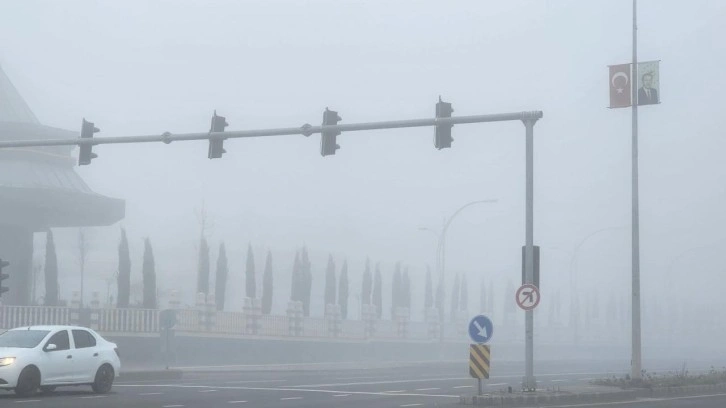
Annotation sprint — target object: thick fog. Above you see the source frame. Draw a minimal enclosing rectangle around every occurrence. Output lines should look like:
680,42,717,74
2,1,725,357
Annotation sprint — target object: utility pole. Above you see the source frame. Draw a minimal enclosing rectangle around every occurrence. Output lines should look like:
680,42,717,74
631,0,642,381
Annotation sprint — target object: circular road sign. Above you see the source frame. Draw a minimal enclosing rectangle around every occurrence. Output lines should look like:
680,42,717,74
468,315,494,344
515,284,540,311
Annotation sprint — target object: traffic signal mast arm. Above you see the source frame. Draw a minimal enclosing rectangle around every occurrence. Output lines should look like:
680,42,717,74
0,111,543,150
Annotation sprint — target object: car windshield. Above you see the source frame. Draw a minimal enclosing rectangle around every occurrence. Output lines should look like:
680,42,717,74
0,330,50,348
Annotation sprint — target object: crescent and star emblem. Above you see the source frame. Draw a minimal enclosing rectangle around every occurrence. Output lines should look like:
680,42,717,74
611,71,629,94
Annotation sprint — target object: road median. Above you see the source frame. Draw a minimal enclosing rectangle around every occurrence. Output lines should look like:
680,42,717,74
460,382,726,406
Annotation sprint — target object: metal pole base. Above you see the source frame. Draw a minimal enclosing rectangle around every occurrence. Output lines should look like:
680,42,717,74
522,376,537,392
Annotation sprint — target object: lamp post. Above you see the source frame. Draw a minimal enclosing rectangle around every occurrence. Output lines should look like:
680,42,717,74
419,199,498,341
568,226,627,344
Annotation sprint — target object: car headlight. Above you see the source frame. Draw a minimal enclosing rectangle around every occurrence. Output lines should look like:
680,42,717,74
0,357,16,367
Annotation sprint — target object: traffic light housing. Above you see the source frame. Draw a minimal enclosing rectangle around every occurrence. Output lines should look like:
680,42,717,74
521,245,540,289
434,97,454,149
0,258,9,297
320,108,341,156
78,119,99,165
208,111,228,159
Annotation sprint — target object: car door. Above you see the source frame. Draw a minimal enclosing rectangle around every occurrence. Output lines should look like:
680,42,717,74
41,329,74,384
71,329,99,382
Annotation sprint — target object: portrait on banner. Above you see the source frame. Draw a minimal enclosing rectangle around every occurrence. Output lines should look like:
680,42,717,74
637,61,660,105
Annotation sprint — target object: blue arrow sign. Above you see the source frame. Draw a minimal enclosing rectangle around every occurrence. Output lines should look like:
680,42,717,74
468,315,494,344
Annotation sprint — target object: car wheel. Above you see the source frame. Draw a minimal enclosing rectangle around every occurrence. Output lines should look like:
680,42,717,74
91,364,115,394
15,366,40,397
39,386,57,394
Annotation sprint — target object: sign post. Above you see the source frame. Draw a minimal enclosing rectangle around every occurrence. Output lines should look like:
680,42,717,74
468,315,493,396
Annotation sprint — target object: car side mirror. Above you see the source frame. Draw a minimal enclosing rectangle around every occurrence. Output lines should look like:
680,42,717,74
45,343,57,351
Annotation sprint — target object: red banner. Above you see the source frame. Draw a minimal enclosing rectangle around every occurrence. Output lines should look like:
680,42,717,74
609,64,631,108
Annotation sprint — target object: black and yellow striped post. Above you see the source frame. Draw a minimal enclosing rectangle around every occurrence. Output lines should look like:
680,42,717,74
469,344,491,395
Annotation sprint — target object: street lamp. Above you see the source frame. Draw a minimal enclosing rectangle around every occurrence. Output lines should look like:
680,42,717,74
419,198,498,341
568,225,627,344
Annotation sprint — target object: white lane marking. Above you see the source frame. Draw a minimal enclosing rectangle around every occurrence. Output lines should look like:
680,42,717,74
162,405,185,408
385,390,406,393
287,377,471,388
80,395,107,399
199,389,218,393
544,392,726,407
227,401,247,404
139,392,163,395
331,375,380,381
115,383,460,399
453,385,472,389
225,379,287,384
415,388,440,391
14,401,41,403
550,379,569,382
400,404,424,407
333,394,351,397
280,397,303,400
486,382,508,386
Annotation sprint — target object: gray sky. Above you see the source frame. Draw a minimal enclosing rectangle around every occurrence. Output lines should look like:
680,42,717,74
2,0,725,320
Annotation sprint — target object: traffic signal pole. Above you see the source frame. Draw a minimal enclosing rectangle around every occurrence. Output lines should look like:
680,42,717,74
523,117,537,391
0,111,542,150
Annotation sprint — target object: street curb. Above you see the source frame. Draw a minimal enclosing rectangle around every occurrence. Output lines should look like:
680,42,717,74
118,369,184,381
460,382,726,406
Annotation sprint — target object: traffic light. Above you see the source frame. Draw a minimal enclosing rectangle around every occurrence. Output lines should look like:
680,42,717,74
320,108,341,156
208,110,228,159
0,258,9,297
78,119,99,165
434,96,454,149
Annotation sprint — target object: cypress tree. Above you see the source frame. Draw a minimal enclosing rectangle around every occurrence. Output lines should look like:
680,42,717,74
290,251,301,302
197,237,210,296
43,230,59,306
402,267,411,309
116,228,130,308
479,279,486,313
435,276,444,321
245,244,256,298
459,274,468,312
261,251,274,314
372,263,383,319
142,238,157,309
324,254,336,309
214,243,228,311
450,274,460,321
391,262,402,318
301,247,313,316
424,265,433,309
361,258,372,305
338,260,349,319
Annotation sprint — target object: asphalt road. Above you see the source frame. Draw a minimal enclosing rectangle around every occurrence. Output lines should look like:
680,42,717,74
1,361,724,408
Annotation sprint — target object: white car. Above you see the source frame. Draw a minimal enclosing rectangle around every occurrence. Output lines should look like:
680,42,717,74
0,325,121,396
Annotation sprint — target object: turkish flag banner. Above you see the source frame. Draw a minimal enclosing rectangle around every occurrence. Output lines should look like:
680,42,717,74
609,64,632,108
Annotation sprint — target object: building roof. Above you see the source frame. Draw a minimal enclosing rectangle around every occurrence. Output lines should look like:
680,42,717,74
0,64,40,124
0,64,125,230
